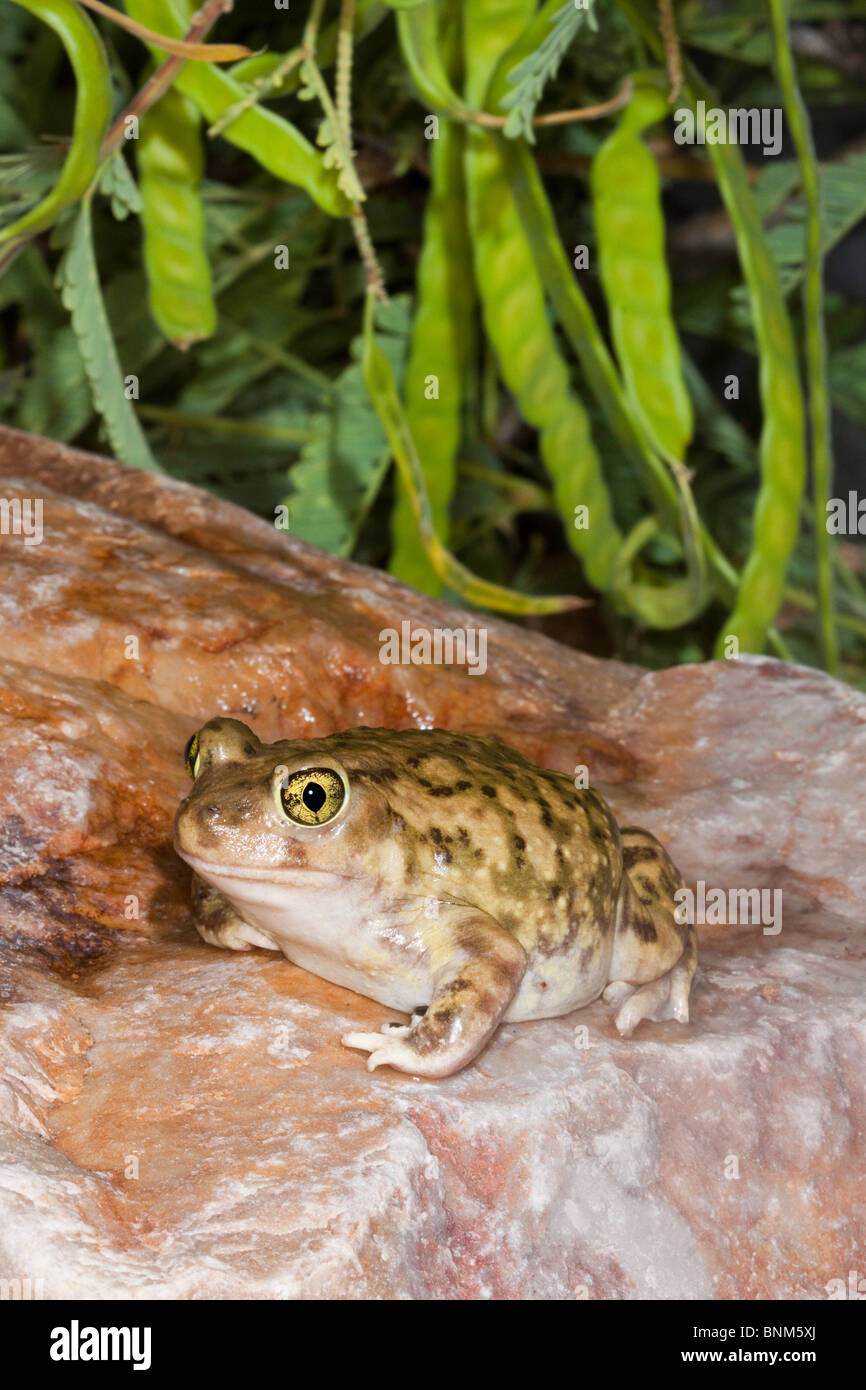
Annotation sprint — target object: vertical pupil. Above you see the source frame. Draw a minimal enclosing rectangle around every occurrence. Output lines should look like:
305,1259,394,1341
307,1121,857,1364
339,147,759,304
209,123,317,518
303,782,327,813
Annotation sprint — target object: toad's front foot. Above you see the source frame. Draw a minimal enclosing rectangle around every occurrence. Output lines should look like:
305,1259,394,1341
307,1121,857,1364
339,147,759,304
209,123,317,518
191,873,278,952
342,909,525,1077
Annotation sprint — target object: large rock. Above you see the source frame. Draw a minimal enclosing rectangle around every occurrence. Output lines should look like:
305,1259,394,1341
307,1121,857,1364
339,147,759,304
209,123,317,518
0,425,863,1299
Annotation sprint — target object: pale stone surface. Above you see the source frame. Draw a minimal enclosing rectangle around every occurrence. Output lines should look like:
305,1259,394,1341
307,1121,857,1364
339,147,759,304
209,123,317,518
0,426,864,1299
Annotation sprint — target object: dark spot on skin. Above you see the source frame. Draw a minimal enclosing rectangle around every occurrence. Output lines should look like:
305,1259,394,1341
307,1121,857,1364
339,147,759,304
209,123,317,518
539,980,547,990
481,785,497,798
555,846,565,867
473,849,484,860
430,827,443,845
417,777,432,789
513,835,526,852
408,756,421,768
637,873,658,901
455,780,472,791
242,742,257,756
457,828,470,847
587,819,610,850
540,806,554,829
623,843,657,869
392,814,406,833
430,786,456,797
549,884,562,903
434,849,452,867
660,869,679,900
625,882,659,940
549,913,583,956
418,832,427,844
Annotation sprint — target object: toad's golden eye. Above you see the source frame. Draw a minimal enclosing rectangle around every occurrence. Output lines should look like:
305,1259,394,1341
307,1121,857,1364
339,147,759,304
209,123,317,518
277,767,346,826
184,730,201,780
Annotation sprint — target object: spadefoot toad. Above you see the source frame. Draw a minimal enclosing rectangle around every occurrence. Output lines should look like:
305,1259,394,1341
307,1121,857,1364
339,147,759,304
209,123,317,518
174,719,697,1077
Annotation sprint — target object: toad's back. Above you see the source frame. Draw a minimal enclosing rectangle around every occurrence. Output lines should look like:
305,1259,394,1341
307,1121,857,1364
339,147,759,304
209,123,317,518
325,726,623,954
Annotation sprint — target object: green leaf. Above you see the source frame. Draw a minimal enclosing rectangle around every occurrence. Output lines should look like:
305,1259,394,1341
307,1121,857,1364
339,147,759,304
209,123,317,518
57,200,161,472
774,152,866,295
733,151,866,319
682,352,757,474
97,151,143,222
829,340,866,429
0,145,62,215
677,13,772,67
286,295,412,555
19,324,92,439
752,159,800,219
687,152,866,346
501,0,596,143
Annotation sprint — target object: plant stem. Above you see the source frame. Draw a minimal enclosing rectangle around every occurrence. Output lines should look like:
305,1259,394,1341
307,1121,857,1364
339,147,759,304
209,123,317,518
298,56,364,205
208,49,305,139
336,0,356,140
658,0,683,102
469,79,633,129
78,0,248,60
137,404,308,442
786,587,866,641
767,0,837,674
101,0,233,159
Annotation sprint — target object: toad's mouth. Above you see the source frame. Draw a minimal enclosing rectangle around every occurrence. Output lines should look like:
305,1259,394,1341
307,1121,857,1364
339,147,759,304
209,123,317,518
175,847,352,887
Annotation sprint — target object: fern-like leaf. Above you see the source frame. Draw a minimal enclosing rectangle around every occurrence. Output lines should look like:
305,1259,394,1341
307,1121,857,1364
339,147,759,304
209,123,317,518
501,0,597,144
58,200,161,473
316,113,365,204
287,297,411,555
97,152,143,222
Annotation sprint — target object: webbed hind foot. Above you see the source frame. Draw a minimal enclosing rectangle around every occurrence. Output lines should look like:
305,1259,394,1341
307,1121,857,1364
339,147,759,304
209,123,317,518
606,932,696,1035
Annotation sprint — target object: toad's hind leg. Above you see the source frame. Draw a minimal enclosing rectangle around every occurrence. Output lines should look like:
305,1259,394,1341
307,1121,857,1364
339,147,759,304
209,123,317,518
603,828,697,1035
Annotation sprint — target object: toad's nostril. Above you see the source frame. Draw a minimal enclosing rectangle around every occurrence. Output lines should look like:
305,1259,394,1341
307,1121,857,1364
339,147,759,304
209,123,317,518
204,804,220,817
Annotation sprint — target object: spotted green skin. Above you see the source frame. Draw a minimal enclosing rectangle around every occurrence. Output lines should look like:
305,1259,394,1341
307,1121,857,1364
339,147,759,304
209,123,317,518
174,720,697,1077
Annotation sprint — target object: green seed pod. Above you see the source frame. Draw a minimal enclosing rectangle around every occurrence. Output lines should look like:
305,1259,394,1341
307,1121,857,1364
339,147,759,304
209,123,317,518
138,85,216,349
391,1,475,594
591,81,694,465
125,0,350,218
1,0,111,252
390,121,475,594
462,1,623,592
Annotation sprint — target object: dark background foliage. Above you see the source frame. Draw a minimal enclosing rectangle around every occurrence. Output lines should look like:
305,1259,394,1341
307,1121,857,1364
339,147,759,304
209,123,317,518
1,0,865,680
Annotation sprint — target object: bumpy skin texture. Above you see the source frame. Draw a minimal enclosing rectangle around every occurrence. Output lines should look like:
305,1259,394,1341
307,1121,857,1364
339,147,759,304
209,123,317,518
174,719,697,1077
